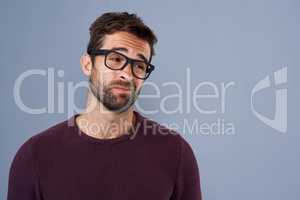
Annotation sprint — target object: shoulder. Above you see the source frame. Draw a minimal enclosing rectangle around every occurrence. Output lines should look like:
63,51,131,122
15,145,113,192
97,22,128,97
14,117,73,159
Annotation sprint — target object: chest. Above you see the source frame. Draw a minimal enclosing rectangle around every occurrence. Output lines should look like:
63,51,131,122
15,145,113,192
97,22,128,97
38,144,176,200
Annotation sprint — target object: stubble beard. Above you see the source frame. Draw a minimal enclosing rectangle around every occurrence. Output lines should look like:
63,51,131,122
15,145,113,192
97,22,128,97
89,76,140,113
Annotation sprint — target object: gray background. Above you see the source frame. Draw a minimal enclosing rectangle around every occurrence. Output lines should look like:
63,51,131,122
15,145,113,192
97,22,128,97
1,0,299,199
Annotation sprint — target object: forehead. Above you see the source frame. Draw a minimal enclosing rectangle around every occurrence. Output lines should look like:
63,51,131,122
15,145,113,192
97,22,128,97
101,31,151,61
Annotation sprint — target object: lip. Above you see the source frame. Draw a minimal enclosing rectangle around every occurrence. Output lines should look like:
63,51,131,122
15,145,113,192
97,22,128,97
111,86,131,92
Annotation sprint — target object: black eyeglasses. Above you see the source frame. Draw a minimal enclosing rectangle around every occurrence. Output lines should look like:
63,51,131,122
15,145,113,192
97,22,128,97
88,49,155,80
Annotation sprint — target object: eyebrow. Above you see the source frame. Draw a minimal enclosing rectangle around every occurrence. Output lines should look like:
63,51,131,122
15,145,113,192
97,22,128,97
111,47,149,63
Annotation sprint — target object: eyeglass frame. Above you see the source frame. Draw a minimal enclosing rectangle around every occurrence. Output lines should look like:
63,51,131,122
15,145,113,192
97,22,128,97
88,49,155,80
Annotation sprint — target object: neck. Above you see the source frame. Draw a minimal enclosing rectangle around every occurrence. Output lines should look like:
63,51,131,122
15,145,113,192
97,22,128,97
76,90,136,139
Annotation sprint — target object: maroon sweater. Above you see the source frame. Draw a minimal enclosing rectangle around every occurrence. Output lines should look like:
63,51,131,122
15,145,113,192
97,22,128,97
8,111,202,200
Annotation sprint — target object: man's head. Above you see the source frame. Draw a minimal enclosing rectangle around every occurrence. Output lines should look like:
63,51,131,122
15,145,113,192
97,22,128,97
80,12,157,113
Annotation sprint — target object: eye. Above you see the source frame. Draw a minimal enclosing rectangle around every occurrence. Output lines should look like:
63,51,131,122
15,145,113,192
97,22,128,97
135,62,147,71
110,56,122,62
108,53,125,63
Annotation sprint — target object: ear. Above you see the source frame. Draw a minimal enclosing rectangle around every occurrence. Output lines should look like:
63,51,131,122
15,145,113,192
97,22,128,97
80,53,93,76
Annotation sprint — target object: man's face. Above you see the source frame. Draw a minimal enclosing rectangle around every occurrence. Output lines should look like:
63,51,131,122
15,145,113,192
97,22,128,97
89,31,151,113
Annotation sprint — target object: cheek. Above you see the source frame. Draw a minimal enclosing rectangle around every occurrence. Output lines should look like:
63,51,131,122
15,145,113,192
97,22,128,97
101,70,117,85
90,69,105,89
92,64,111,83
93,58,107,76
135,80,144,91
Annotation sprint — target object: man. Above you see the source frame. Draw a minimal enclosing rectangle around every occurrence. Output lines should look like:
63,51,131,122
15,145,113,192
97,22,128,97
8,12,202,200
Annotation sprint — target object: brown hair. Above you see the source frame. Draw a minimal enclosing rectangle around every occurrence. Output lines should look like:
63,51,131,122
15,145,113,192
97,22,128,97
87,12,157,64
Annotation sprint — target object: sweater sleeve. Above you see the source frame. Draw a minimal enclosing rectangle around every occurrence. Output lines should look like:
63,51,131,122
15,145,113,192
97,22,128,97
7,138,41,200
171,136,202,200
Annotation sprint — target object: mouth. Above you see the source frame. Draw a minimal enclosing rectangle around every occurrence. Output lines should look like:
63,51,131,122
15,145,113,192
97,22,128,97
111,86,131,92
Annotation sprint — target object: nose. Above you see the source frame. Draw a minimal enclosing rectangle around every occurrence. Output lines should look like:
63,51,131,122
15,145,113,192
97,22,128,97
119,62,133,81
